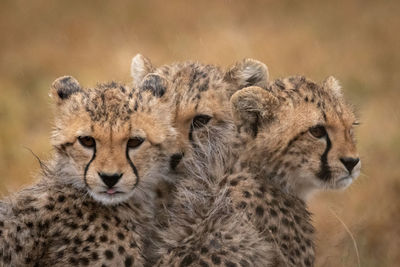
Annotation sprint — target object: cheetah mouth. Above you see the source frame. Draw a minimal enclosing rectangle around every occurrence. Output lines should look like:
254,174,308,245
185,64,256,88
101,188,124,195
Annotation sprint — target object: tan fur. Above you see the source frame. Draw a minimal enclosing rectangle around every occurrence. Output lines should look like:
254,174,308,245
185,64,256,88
232,77,360,200
0,75,178,266
129,56,359,266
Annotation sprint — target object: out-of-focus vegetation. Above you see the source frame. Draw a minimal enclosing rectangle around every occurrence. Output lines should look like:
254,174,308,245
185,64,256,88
0,0,399,265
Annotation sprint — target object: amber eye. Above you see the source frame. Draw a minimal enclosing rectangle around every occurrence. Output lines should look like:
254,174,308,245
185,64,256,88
127,137,144,149
78,136,95,148
192,115,212,129
309,125,327,138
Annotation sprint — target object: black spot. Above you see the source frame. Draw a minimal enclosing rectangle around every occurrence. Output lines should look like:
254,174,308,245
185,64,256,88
243,191,251,198
69,257,78,264
255,206,264,217
91,252,99,261
180,253,197,267
100,235,108,242
200,247,208,254
104,250,114,260
125,256,133,267
101,223,109,231
118,246,125,254
86,235,96,243
282,218,290,226
73,237,82,245
57,195,65,202
117,232,125,240
237,201,247,209
88,213,97,222
269,225,277,233
230,179,238,186
16,245,23,253
45,204,54,211
80,257,90,266
225,261,237,267
76,210,83,218
199,260,209,267
211,254,221,265
270,209,278,217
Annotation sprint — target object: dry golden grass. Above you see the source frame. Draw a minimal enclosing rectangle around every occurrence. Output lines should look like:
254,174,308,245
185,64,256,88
0,0,399,265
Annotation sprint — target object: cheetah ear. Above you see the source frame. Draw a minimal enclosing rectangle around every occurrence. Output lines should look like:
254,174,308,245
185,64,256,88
224,58,269,95
131,54,154,88
50,76,81,104
139,73,169,98
322,76,342,98
231,86,279,137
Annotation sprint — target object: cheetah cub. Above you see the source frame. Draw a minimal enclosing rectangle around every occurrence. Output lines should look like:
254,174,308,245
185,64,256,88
157,76,360,267
131,57,312,266
0,74,177,266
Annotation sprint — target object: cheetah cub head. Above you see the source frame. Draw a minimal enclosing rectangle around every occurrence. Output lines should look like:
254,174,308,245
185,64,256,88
50,75,177,205
231,76,361,200
130,54,269,175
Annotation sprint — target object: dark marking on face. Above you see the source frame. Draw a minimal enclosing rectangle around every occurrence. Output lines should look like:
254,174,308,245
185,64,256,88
141,74,166,97
83,142,97,189
317,133,332,180
126,143,140,188
251,113,260,138
170,153,184,170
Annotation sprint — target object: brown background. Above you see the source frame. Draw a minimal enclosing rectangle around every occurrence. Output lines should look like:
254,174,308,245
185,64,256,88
0,0,399,266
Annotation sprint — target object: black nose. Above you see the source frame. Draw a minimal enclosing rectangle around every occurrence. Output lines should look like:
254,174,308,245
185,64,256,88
98,172,123,188
340,157,360,173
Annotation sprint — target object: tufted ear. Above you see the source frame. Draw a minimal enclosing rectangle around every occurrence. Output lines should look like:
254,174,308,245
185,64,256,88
131,54,154,88
140,73,169,98
322,76,342,98
231,86,279,137
50,76,81,104
224,58,269,95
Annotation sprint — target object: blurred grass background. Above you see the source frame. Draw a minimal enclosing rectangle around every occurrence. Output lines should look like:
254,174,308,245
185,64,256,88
0,0,399,266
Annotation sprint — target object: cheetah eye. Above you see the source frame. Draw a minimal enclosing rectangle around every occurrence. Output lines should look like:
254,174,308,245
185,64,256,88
309,125,327,139
127,137,144,149
78,136,95,148
192,115,212,129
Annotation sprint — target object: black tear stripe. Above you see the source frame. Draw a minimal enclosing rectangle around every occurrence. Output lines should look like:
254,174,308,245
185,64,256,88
188,123,194,142
251,113,260,138
125,147,140,188
170,153,184,170
84,145,97,188
317,134,332,181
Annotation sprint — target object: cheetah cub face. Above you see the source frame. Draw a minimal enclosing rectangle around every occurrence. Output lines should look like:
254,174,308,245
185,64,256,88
130,54,269,173
231,76,361,199
50,75,176,205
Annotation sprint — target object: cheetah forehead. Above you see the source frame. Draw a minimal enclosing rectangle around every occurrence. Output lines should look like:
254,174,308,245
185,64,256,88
58,82,164,126
270,76,355,123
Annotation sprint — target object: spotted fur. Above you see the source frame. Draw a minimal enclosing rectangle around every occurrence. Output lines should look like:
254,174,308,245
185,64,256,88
132,57,359,266
0,75,178,266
